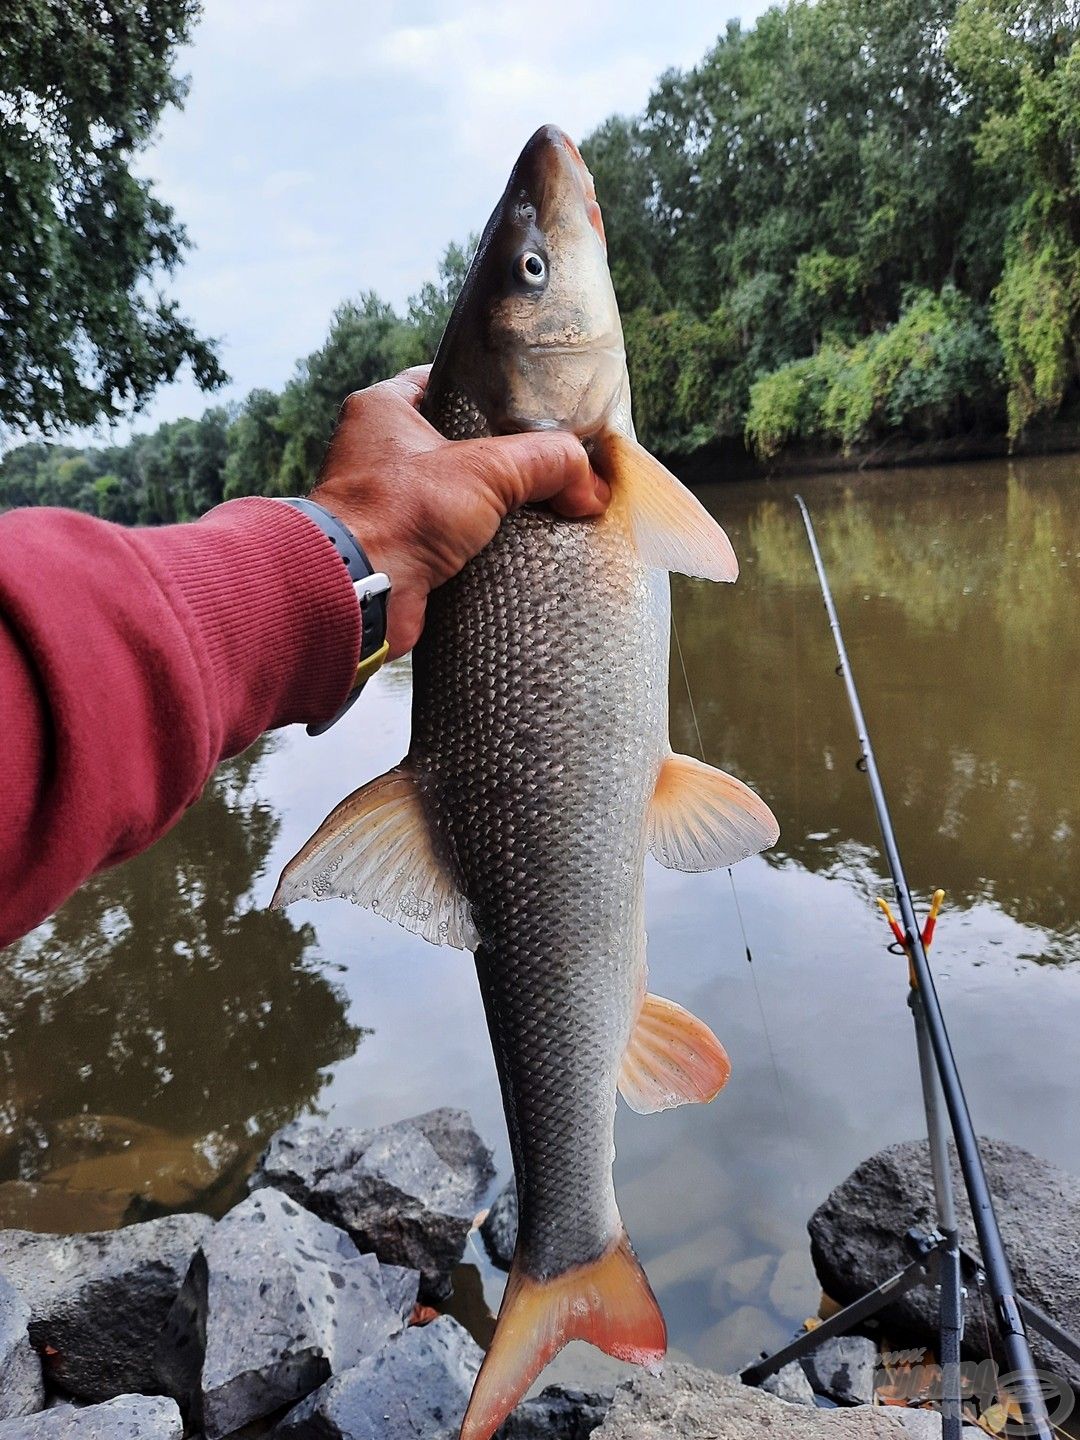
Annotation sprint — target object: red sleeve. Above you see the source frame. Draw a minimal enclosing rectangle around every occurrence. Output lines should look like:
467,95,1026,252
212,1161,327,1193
0,497,361,946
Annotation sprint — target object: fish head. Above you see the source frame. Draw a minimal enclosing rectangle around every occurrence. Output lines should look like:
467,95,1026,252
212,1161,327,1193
428,125,628,439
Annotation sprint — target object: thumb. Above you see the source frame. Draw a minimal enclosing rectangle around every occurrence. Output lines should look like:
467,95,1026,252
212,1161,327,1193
467,429,610,519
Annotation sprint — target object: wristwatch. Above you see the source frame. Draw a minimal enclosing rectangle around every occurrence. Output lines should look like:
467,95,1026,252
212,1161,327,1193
279,497,391,735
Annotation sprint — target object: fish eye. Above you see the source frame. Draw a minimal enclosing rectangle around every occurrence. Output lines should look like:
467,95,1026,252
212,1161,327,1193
515,251,547,288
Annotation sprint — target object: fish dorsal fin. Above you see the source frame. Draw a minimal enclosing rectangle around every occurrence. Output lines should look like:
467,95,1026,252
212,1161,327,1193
648,752,779,872
619,992,731,1114
270,766,479,951
596,429,738,581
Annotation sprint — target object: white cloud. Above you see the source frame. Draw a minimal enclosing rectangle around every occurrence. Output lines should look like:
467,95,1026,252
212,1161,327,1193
85,0,772,441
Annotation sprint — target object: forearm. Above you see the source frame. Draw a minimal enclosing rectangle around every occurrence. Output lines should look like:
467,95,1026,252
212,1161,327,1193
0,498,360,946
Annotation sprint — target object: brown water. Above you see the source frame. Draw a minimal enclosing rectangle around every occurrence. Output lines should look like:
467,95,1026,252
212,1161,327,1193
2,455,1079,1381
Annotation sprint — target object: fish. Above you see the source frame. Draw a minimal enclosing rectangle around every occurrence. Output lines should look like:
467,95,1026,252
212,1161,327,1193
273,124,779,1439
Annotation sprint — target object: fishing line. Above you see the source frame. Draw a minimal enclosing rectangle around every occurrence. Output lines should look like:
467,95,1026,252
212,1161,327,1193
671,611,799,1159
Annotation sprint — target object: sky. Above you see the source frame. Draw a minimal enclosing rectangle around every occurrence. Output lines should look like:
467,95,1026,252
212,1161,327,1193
106,0,771,442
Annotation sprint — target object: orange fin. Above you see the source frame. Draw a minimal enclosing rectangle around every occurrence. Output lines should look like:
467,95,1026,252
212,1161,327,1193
649,752,779,872
459,1231,665,1440
270,765,478,950
596,429,738,581
618,992,731,1114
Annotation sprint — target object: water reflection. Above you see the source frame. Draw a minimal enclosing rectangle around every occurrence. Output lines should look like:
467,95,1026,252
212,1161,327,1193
0,739,362,1229
680,460,1080,959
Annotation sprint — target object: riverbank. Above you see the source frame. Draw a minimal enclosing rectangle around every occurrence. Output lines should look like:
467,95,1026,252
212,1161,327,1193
667,418,1080,486
1,1109,1077,1439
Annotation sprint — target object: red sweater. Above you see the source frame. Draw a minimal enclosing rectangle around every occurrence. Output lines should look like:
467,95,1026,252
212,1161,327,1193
0,498,360,947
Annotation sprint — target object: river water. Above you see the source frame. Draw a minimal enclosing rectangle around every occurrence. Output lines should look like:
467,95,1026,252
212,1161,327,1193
2,454,1078,1384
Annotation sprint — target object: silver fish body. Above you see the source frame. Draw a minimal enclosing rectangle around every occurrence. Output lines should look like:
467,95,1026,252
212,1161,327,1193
411,501,669,1279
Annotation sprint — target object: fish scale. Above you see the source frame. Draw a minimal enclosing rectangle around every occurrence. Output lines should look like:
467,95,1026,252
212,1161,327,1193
411,506,669,1277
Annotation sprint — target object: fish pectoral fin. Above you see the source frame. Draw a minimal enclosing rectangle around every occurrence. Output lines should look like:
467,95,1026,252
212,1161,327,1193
619,992,731,1114
595,429,738,581
459,1231,665,1440
270,765,479,951
648,751,779,872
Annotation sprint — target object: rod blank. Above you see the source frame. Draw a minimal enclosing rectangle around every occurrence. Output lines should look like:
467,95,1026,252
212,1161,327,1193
795,495,1052,1440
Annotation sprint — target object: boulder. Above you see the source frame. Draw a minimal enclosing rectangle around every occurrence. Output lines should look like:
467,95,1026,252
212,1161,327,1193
273,1315,478,1440
0,1275,44,1420
480,1179,516,1272
499,1385,609,1438
275,1315,607,1440
595,1365,908,1437
761,1361,817,1406
250,1109,494,1300
808,1139,1080,1389
0,1214,211,1402
802,1336,878,1406
157,1187,413,1439
0,1396,181,1440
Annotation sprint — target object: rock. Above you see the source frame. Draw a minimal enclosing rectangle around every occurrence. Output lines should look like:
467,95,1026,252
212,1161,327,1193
761,1361,817,1406
802,1336,878,1405
0,1275,44,1420
274,1315,479,1440
157,1188,411,1439
595,1364,908,1437
250,1109,494,1300
377,1264,421,1323
808,1138,1080,1389
890,1413,986,1440
770,1250,823,1319
717,1254,774,1306
0,1214,211,1402
0,1396,181,1440
480,1179,516,1272
500,1386,609,1439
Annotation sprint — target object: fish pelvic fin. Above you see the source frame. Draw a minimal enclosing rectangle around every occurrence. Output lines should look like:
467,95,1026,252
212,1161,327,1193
459,1231,665,1440
595,429,738,581
619,992,731,1114
649,752,779,872
270,765,479,950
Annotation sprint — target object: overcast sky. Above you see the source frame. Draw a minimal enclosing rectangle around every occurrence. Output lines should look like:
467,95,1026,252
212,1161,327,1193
109,0,770,440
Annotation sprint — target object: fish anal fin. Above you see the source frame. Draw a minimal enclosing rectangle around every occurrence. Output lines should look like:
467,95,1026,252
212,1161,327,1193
595,429,738,581
619,992,731,1114
270,765,478,951
649,752,779,872
459,1231,665,1440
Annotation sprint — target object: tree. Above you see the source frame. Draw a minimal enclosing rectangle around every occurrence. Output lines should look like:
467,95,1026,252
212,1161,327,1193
0,0,226,434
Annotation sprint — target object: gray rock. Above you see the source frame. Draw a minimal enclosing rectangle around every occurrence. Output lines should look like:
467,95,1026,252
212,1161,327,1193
891,1413,986,1440
808,1138,1080,1389
274,1315,479,1440
0,1214,211,1402
250,1109,494,1300
802,1336,878,1405
377,1264,421,1324
500,1385,609,1438
0,1396,181,1440
480,1179,516,1272
0,1275,44,1420
596,1365,909,1436
157,1188,409,1439
761,1361,817,1406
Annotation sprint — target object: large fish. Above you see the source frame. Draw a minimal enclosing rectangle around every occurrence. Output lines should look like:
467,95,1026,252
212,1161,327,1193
274,125,778,1439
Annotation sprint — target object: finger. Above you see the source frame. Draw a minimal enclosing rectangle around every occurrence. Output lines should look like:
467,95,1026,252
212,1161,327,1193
474,430,609,519
385,365,432,409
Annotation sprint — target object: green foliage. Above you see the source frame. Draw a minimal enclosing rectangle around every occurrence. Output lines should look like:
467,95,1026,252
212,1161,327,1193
0,0,226,433
747,289,1004,457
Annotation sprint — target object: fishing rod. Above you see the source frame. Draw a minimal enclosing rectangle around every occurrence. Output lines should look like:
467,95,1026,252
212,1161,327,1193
793,494,1053,1440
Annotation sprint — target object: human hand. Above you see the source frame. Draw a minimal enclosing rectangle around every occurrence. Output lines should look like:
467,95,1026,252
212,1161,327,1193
310,366,610,659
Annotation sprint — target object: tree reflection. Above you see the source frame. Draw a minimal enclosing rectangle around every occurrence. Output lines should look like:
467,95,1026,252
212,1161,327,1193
0,739,362,1223
675,461,1080,958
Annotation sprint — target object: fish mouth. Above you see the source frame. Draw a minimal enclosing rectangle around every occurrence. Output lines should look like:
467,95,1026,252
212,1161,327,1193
517,124,607,250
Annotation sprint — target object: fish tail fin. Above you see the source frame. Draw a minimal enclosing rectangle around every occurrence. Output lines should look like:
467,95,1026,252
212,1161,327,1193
459,1229,665,1440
